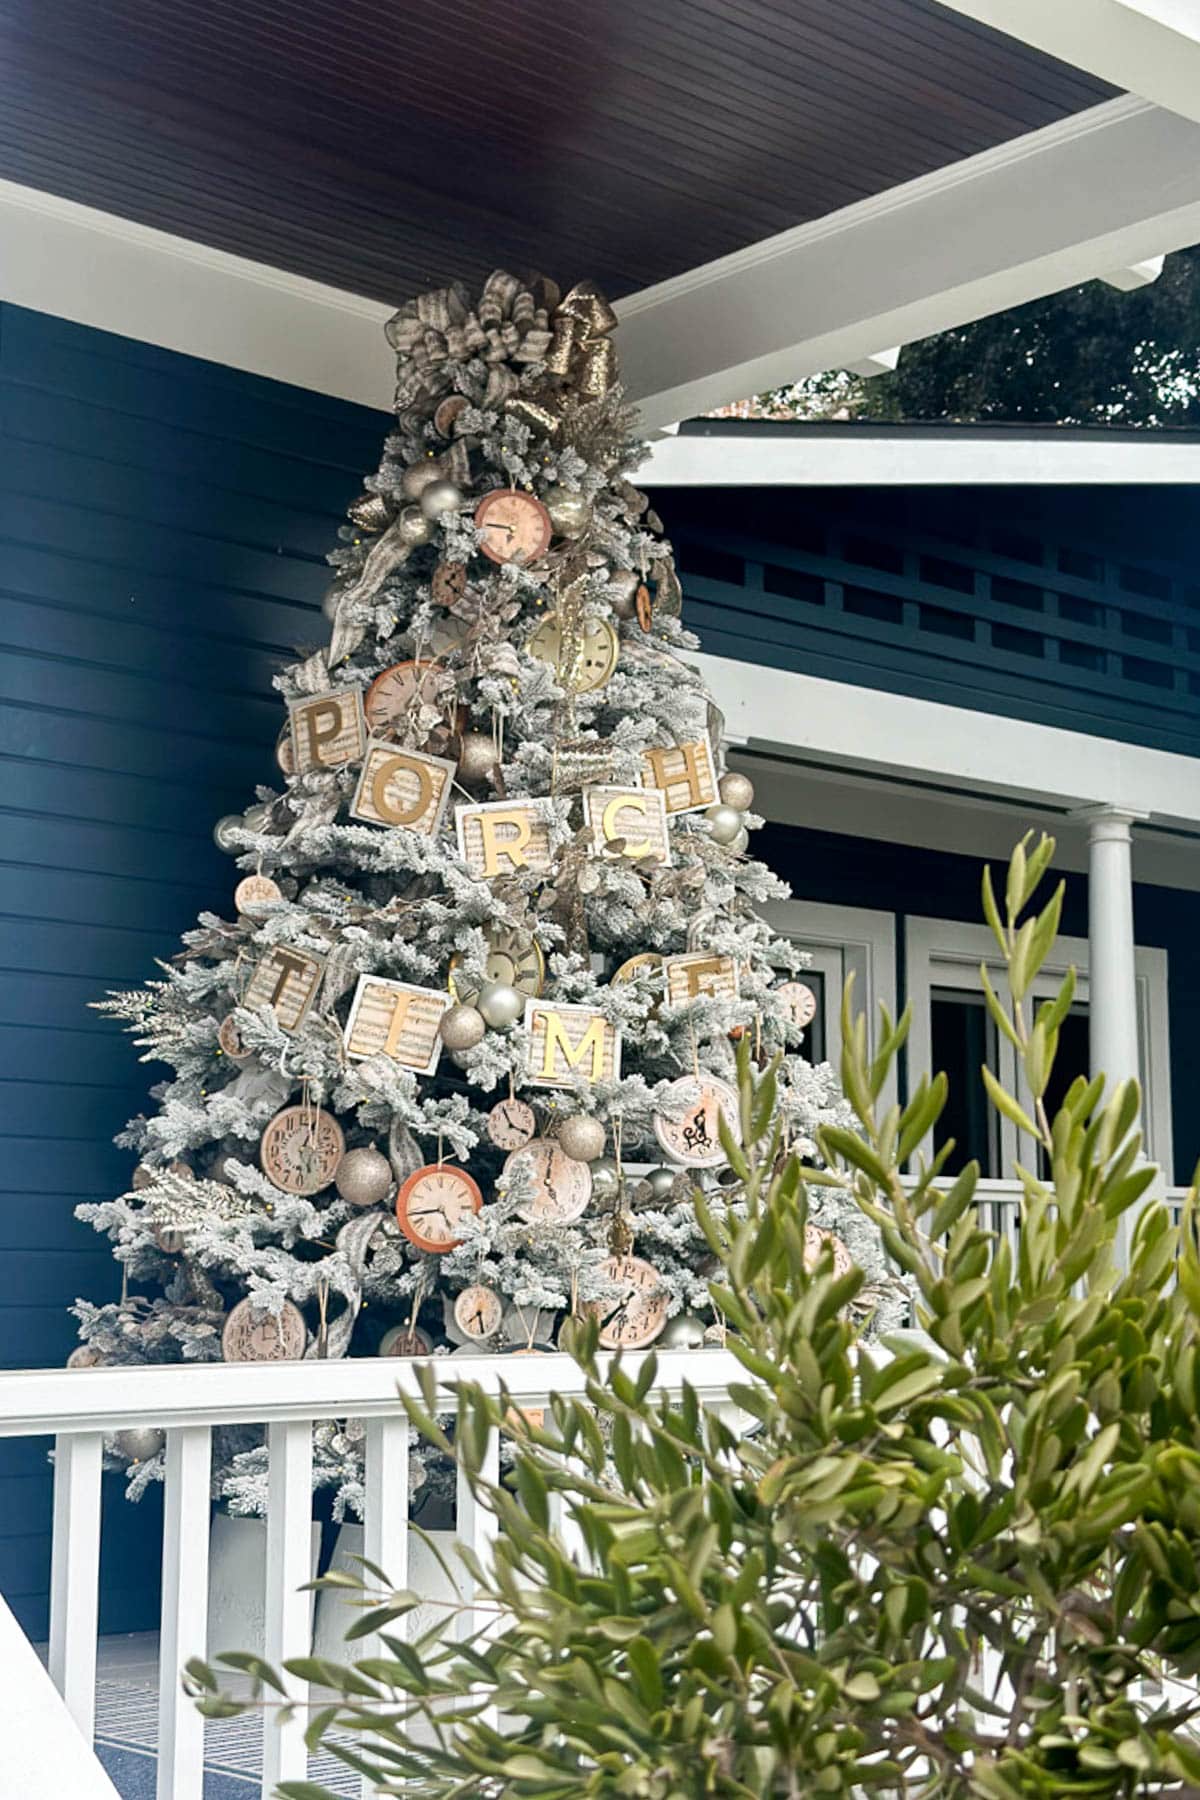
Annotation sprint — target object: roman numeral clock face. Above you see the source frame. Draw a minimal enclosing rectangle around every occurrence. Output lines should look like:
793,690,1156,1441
395,1164,483,1252
589,1255,668,1351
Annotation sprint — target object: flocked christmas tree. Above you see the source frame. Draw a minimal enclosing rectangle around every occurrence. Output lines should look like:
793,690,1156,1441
73,270,898,1515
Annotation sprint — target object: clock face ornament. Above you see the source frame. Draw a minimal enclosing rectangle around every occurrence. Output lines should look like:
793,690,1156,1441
395,1163,483,1252
378,1323,434,1358
431,560,468,607
588,1254,668,1351
364,660,453,741
528,612,619,694
653,1075,742,1169
778,980,818,1031
473,489,553,566
222,1296,307,1362
504,1139,592,1225
804,1224,853,1280
449,927,544,1007
453,1283,504,1342
260,1105,346,1196
486,1096,537,1150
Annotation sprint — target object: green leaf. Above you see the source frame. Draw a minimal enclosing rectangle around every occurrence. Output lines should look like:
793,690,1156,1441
981,1064,1040,1139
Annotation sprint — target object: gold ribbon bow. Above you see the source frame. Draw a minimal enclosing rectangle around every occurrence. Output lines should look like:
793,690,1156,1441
544,280,619,397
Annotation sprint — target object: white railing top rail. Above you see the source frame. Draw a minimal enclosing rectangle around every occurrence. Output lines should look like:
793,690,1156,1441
0,1346,746,1439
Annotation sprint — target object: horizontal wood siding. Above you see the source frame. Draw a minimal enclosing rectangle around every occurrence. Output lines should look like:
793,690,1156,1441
0,300,386,1636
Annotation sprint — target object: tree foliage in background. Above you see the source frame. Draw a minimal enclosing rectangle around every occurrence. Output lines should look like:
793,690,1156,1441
746,250,1200,426
195,835,1200,1799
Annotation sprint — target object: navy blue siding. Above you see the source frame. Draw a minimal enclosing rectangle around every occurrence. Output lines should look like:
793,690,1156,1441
0,301,388,1636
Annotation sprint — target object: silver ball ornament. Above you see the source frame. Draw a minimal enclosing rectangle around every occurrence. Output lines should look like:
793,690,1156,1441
335,1146,393,1209
212,814,244,853
397,504,434,546
439,1002,487,1051
718,771,755,811
659,1311,707,1350
456,732,498,784
112,1426,166,1463
419,478,463,520
606,569,640,619
589,1158,620,1201
401,459,445,501
558,1114,606,1163
705,803,744,846
543,485,592,538
731,827,750,855
242,802,271,833
643,1166,678,1201
476,981,524,1031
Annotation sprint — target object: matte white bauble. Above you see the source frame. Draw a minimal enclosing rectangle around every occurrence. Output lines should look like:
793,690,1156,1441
543,485,591,538
397,504,434,546
112,1427,166,1463
439,1003,487,1050
419,478,463,520
212,814,244,853
401,460,445,500
718,771,755,811
705,803,744,845
335,1146,393,1209
558,1114,606,1163
476,981,524,1031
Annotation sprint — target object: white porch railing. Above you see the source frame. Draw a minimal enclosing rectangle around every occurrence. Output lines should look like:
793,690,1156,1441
0,1348,743,1800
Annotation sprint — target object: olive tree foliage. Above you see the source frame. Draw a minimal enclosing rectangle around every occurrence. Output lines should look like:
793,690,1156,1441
191,836,1200,1800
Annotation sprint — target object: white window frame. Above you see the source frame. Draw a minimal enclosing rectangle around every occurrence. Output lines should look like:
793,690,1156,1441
763,900,899,1114
904,917,1173,1176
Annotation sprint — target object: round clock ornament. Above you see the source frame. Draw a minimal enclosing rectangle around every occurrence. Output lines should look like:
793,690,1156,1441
260,1105,346,1196
777,980,818,1031
453,1283,504,1343
473,488,552,566
364,659,451,741
222,1296,307,1362
234,874,282,917
433,394,468,437
431,560,468,608
803,1223,853,1280
587,1254,669,1351
448,926,544,1008
527,611,619,694
653,1074,742,1169
395,1163,483,1252
275,728,296,777
610,951,664,987
486,1096,537,1150
504,1139,592,1225
378,1323,434,1358
217,1014,253,1062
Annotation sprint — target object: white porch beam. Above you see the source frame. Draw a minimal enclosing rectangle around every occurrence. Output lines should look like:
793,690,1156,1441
935,1,1200,126
1100,254,1165,290
618,97,1200,429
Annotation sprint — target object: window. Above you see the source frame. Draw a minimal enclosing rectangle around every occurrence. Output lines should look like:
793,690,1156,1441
762,901,898,1113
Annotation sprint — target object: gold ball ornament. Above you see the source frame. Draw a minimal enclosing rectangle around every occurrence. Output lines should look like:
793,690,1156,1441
718,771,755,811
439,1002,487,1051
212,814,244,853
112,1426,166,1463
456,731,498,784
543,485,592,538
557,1114,606,1163
397,504,435,546
419,478,463,520
335,1146,394,1209
705,803,744,845
477,981,524,1031
401,459,446,501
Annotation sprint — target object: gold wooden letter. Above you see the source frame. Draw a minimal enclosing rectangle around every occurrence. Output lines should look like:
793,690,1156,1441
525,1001,621,1087
289,687,365,773
479,809,533,875
664,952,739,1007
642,737,717,814
542,1011,607,1081
350,742,452,832
602,791,651,857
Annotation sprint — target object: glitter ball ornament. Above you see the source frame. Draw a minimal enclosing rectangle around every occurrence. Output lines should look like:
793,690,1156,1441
439,1002,487,1051
718,771,755,811
335,1146,393,1209
401,459,445,501
113,1427,166,1463
558,1114,606,1163
212,814,244,853
659,1311,707,1350
477,981,524,1030
397,504,434,546
544,485,591,538
705,803,744,845
589,1157,620,1202
419,478,463,520
456,732,498,784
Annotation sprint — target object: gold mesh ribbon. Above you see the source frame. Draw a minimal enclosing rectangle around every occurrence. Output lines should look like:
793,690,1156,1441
507,280,619,439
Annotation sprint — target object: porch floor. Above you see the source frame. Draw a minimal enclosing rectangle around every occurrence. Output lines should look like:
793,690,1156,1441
59,1634,360,1798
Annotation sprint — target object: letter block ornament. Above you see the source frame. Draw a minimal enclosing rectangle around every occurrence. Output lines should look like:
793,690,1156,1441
663,951,739,1006
641,736,718,814
455,800,554,879
287,686,367,773
350,740,455,832
343,976,453,1075
242,945,325,1032
582,784,672,863
524,1000,622,1088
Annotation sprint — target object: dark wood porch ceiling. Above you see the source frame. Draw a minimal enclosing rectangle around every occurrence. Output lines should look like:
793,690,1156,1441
0,0,1113,306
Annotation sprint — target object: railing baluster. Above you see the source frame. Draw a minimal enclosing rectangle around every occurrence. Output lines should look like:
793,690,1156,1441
157,1425,211,1800
455,1410,499,1644
48,1430,103,1742
361,1414,409,1800
262,1420,313,1797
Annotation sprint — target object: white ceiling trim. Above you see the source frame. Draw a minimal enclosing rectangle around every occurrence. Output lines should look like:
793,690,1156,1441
935,0,1200,125
3,96,1200,430
620,96,1200,428
641,428,1200,486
